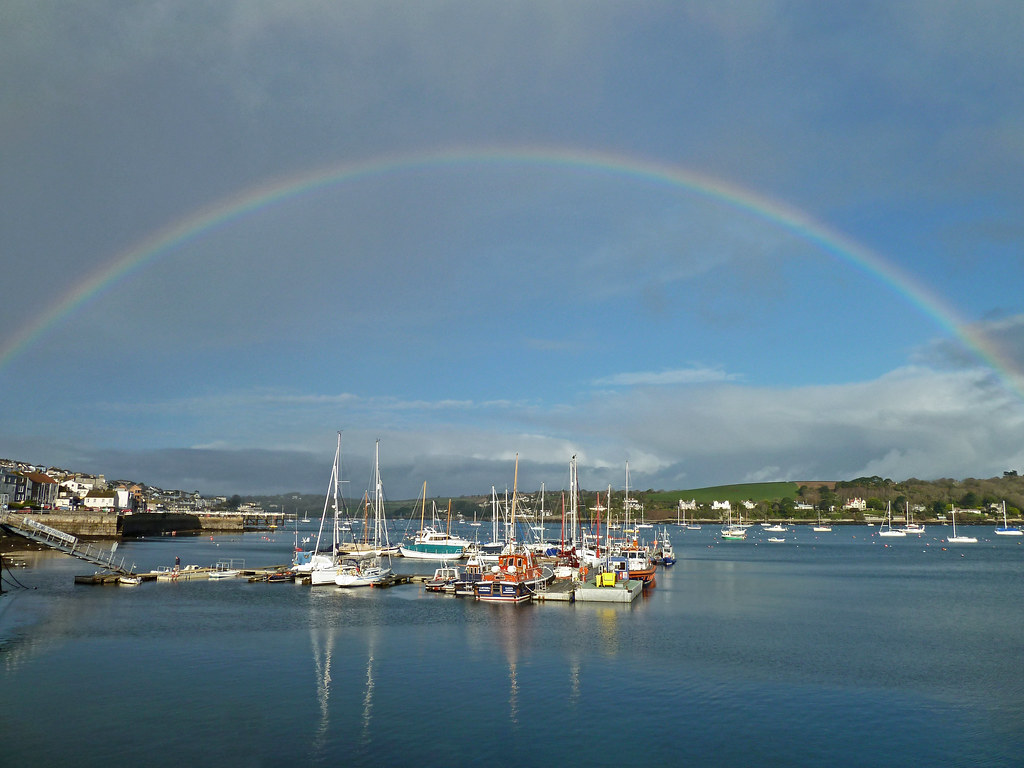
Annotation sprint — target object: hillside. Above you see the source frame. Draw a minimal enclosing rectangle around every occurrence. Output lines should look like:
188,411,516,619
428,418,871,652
645,482,800,506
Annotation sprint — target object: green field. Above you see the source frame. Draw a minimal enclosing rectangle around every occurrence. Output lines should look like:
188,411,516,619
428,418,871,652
644,482,799,506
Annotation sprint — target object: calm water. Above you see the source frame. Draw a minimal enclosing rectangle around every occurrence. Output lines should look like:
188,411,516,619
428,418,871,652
2,523,1023,767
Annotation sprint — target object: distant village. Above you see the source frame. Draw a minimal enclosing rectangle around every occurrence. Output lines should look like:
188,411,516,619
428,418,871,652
0,458,263,516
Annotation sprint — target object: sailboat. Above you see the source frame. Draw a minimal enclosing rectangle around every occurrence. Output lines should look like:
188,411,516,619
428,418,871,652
946,508,977,544
293,433,346,584
900,501,925,534
720,506,747,540
812,509,832,532
994,500,1022,536
878,501,906,538
335,441,393,587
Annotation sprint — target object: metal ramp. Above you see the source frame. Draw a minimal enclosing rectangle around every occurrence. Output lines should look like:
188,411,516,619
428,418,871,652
0,510,133,575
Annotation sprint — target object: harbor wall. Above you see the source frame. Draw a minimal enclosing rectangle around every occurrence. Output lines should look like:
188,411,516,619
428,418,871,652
1,511,244,539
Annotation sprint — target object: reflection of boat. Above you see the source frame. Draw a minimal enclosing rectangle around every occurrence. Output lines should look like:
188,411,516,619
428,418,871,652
995,500,1022,536
946,509,977,544
878,502,906,538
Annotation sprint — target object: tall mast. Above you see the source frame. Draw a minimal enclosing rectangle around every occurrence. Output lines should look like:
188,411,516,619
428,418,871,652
510,453,519,545
332,431,341,556
569,455,578,549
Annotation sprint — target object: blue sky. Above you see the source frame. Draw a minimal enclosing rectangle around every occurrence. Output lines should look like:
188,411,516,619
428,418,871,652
2,2,1023,499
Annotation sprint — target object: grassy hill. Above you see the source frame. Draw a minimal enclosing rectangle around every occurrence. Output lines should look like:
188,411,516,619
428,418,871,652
644,482,800,506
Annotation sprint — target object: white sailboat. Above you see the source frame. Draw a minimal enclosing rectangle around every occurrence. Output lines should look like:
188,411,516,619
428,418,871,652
293,433,346,584
994,500,1022,536
900,501,925,534
812,509,832,532
946,508,977,544
878,501,906,538
336,441,393,586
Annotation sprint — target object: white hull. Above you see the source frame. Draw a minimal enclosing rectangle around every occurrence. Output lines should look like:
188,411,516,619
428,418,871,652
309,567,340,585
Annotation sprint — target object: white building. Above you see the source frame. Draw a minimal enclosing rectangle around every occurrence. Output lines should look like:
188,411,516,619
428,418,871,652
711,500,731,511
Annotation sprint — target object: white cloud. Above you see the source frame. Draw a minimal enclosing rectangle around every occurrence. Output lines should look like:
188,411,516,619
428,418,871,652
594,366,741,387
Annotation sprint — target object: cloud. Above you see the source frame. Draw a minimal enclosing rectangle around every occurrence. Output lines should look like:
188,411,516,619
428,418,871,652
5,361,1023,499
594,366,741,387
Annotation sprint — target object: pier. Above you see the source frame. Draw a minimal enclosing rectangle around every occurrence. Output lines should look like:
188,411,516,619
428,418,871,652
1,510,134,576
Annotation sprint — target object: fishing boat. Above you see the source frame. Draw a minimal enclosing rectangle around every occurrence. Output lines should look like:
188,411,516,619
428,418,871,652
946,509,977,544
209,560,243,579
617,539,657,585
651,529,676,566
424,565,461,593
475,549,548,603
474,455,552,603
336,441,394,587
994,500,1022,536
452,555,485,597
878,502,906,538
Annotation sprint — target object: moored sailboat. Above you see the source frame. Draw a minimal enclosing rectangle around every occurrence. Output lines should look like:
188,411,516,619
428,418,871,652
878,501,906,538
335,440,393,587
994,500,1022,536
946,508,977,544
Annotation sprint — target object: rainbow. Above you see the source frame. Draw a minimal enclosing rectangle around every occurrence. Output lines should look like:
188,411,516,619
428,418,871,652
3,145,1021,397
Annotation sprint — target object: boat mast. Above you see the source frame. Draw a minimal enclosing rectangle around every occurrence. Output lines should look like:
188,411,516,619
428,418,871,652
510,453,519,547
419,482,427,533
332,431,342,558
569,455,579,550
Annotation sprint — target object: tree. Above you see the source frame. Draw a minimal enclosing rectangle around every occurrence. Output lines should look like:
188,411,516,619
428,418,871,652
959,491,979,509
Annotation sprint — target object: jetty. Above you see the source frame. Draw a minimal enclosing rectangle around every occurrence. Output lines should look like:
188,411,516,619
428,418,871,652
1,510,134,576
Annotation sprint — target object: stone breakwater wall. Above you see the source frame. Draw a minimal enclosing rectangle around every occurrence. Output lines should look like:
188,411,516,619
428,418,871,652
5,510,120,537
2,510,244,538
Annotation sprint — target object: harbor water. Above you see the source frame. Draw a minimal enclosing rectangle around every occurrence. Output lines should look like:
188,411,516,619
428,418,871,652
2,523,1023,767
